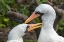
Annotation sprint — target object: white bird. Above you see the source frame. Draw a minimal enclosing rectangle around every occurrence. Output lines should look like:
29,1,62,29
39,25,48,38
24,4,64,42
7,23,42,42
7,24,28,42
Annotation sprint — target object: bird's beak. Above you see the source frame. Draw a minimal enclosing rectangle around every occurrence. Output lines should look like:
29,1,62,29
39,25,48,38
28,23,42,32
24,12,40,24
24,12,43,32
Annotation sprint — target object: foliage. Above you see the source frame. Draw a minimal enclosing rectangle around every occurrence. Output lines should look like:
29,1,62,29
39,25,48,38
57,21,64,32
0,0,31,28
0,0,11,16
0,0,64,32
0,15,6,27
39,0,47,4
0,0,12,28
0,24,5,28
0,0,64,42
21,6,29,16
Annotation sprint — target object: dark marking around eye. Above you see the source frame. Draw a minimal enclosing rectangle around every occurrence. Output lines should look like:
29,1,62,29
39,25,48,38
35,12,41,14
25,25,29,33
35,12,44,16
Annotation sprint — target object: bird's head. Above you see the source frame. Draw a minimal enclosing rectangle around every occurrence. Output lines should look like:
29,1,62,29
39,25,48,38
24,4,54,24
7,23,42,42
24,4,56,31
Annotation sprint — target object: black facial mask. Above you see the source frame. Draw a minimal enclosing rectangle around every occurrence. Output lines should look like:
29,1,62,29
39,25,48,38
25,25,29,33
35,12,44,16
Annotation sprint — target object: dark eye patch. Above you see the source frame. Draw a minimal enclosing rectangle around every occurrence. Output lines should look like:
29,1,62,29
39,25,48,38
35,12,41,14
25,25,29,33
35,12,44,16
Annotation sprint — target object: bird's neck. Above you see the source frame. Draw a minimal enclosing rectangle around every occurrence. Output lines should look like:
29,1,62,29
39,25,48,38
41,13,56,29
42,21,54,30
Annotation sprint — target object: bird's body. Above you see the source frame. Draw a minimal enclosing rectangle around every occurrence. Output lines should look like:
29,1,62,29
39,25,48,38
35,4,64,42
7,24,28,42
24,4,64,42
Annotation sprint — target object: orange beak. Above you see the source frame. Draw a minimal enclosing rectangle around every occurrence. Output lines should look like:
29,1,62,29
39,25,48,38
28,23,42,32
24,12,43,32
24,12,40,24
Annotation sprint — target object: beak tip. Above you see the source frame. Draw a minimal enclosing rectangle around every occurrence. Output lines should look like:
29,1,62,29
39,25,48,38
24,21,27,24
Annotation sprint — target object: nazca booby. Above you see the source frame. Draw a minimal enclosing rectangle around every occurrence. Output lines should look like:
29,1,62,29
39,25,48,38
24,4,64,42
7,23,42,42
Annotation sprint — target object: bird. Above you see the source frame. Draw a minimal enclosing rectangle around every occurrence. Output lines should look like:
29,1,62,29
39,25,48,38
24,4,64,42
7,24,29,42
7,23,42,42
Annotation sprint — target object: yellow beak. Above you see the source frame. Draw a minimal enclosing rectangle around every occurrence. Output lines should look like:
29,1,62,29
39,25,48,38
28,23,42,32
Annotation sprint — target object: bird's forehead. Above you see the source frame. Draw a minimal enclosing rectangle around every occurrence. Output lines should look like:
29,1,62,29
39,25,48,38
21,24,28,26
35,4,49,13
18,24,28,28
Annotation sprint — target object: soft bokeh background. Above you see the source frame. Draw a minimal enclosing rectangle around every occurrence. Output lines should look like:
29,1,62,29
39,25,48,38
0,0,64,42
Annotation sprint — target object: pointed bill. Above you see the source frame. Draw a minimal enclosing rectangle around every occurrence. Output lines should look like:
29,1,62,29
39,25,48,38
28,23,43,32
24,12,40,24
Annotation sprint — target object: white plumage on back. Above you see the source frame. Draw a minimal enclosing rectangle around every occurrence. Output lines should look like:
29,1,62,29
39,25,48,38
7,24,28,42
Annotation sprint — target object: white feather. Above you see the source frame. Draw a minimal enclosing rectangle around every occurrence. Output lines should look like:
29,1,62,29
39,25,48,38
7,24,28,42
35,4,64,42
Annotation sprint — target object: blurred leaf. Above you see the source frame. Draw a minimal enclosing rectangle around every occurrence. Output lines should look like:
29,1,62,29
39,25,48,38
0,0,4,9
0,24,5,27
0,5,3,9
5,4,11,11
39,0,47,4
6,0,15,4
34,18,40,22
62,0,64,2
3,18,9,22
1,0,5,4
58,26,63,30
21,6,29,15
57,21,64,32
2,7,7,16
0,15,2,16
0,2,3,9
42,0,47,2
12,21,18,26
58,21,64,26
0,0,7,16
0,16,3,24
0,0,1,1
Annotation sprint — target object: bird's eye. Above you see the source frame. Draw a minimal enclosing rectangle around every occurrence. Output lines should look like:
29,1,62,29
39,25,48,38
35,12,44,16
35,12,40,14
